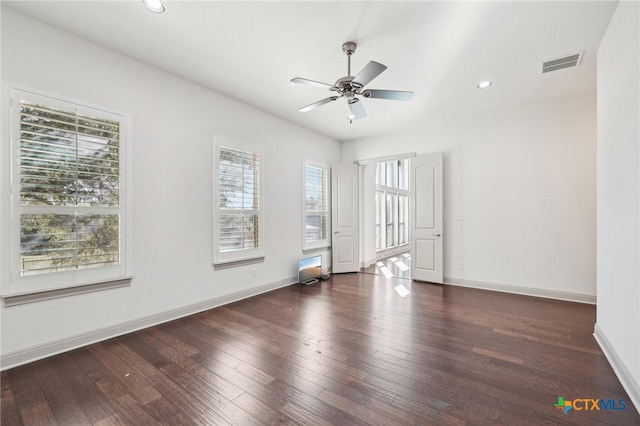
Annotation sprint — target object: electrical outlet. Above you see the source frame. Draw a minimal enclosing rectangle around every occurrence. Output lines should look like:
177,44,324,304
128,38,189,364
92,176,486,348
252,268,257,277
457,262,464,270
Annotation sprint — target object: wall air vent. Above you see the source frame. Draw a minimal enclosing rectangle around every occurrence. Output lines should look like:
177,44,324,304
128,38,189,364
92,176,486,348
542,51,583,73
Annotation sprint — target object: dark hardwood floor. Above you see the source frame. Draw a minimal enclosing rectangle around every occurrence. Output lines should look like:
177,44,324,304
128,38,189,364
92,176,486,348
2,273,639,425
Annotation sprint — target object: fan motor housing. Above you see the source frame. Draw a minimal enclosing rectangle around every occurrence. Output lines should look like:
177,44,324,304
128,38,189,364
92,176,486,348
334,75,354,87
334,76,358,97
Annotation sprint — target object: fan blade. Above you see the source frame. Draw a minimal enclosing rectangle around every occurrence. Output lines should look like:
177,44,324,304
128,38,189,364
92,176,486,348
348,98,367,120
299,96,339,112
291,77,335,90
351,61,387,88
362,89,414,101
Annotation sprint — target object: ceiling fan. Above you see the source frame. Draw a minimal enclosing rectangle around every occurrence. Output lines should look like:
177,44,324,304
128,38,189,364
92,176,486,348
291,41,414,122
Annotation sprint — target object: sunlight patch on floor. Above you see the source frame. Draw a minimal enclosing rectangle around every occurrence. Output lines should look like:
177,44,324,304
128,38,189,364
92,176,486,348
394,284,410,297
378,265,394,278
393,259,410,272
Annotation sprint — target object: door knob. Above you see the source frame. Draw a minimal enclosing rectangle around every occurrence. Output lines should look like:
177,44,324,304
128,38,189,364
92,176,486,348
433,233,441,237
333,231,340,234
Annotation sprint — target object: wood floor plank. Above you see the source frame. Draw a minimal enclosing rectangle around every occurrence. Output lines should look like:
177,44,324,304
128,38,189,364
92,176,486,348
141,325,200,358
158,362,262,425
3,363,58,425
142,396,193,425
18,403,59,426
232,392,299,426
1,372,24,426
33,360,92,425
142,371,212,420
184,320,328,398
49,353,117,424
88,343,162,406
107,393,160,425
268,378,368,426
2,272,639,425
92,412,128,426
316,389,385,425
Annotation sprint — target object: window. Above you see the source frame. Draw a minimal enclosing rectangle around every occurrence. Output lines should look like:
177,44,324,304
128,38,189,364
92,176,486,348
9,87,130,294
386,193,397,248
214,140,264,265
375,190,384,250
398,194,409,245
303,161,329,250
375,158,410,253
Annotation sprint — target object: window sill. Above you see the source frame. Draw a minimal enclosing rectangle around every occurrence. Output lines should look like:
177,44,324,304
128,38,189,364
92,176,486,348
213,256,265,270
2,277,133,307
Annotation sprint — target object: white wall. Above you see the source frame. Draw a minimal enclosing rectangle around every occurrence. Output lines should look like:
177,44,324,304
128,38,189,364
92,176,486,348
595,0,640,412
0,9,340,365
342,94,597,302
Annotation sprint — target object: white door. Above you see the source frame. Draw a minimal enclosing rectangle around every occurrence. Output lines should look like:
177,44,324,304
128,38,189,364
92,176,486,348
331,164,359,273
411,153,443,283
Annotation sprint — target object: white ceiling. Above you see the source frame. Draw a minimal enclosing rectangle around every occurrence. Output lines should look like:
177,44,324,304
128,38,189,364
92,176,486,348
3,1,617,142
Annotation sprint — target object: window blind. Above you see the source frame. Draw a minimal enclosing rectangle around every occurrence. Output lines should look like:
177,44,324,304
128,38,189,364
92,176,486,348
304,164,328,244
19,101,121,275
218,146,261,253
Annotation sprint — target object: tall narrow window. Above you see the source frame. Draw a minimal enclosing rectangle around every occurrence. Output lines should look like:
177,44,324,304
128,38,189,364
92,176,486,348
375,158,410,256
214,140,264,264
303,161,329,250
398,194,409,245
375,190,384,250
386,193,397,248
10,87,130,292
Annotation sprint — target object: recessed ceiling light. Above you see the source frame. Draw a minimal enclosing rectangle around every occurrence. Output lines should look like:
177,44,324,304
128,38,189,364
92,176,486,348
143,0,166,13
477,80,493,89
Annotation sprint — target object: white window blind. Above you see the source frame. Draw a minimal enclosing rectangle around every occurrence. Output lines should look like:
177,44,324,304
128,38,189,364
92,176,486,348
9,87,130,293
214,141,264,264
19,102,121,275
303,162,329,250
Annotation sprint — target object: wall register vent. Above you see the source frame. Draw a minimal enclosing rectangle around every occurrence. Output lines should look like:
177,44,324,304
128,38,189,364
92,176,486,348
542,51,583,73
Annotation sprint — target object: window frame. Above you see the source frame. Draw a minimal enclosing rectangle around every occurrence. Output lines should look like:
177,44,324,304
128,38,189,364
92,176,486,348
302,160,330,251
213,138,265,266
6,85,132,296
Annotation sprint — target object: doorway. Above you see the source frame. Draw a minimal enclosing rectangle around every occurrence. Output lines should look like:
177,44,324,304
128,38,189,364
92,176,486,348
352,153,443,283
368,158,412,278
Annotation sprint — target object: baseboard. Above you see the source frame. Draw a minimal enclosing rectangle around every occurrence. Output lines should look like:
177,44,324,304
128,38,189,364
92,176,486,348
593,324,640,415
444,276,596,304
360,257,377,268
1,277,297,371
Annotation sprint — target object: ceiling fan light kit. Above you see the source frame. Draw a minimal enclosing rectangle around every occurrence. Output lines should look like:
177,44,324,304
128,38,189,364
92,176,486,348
291,41,414,122
142,0,167,14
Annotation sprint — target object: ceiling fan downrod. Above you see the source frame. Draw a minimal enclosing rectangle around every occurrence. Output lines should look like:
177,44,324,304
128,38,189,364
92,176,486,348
342,42,357,77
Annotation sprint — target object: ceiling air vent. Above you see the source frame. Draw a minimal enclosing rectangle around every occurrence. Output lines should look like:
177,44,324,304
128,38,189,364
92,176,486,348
542,51,583,73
